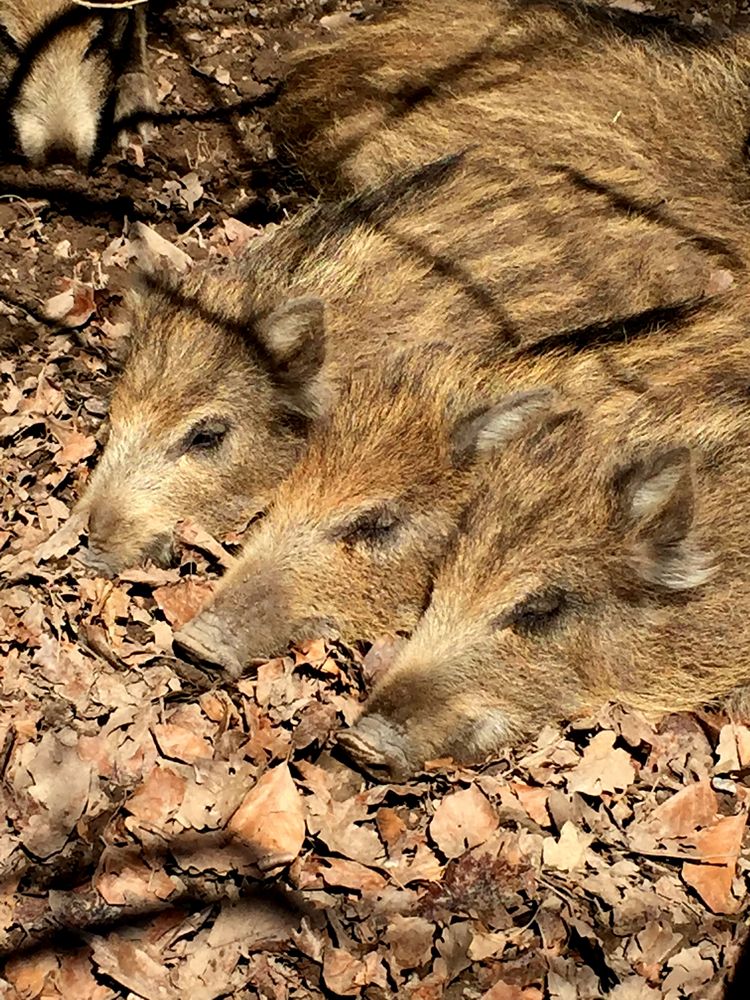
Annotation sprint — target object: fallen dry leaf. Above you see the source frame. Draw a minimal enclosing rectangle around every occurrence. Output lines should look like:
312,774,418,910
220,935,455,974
322,947,387,995
543,821,593,873
176,519,236,569
20,731,93,858
227,763,306,870
128,221,193,275
384,914,435,970
682,811,747,913
206,896,299,951
429,784,499,858
54,428,98,466
43,279,96,328
125,765,187,830
153,577,215,629
96,861,177,906
567,730,636,796
481,983,544,1000
90,937,172,999
715,724,750,773
151,722,212,764
636,779,718,843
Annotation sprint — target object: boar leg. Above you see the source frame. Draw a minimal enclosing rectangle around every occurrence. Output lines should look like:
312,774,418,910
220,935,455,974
114,8,157,144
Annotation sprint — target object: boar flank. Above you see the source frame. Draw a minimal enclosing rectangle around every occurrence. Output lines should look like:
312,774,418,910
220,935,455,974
173,292,737,676
272,0,750,251
0,0,153,167
81,123,734,574
341,322,750,779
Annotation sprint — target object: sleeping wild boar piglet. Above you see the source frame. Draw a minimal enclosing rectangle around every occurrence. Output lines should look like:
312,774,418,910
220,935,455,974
80,272,328,575
173,346,572,674
341,379,750,779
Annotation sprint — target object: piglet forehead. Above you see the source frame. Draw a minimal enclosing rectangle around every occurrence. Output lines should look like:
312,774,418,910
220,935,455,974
473,421,606,528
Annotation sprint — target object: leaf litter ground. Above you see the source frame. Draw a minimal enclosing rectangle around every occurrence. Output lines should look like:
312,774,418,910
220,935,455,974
1,1,749,998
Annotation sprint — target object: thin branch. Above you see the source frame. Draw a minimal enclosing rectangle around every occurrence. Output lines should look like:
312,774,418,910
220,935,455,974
0,876,254,957
72,1,147,8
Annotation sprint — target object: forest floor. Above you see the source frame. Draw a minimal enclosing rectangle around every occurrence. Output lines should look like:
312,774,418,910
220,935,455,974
1,1,750,998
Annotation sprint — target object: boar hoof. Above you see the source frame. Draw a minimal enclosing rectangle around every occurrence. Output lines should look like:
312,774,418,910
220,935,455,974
115,72,158,144
174,612,244,678
338,715,412,782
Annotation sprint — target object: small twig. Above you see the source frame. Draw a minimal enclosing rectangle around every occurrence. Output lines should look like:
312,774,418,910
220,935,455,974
0,727,15,782
73,1,147,8
0,194,45,226
625,845,729,864
537,873,578,905
177,212,212,245
79,623,129,671
1,882,215,956
0,871,280,957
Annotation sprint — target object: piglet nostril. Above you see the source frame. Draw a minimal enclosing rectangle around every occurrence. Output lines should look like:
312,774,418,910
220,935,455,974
338,714,411,782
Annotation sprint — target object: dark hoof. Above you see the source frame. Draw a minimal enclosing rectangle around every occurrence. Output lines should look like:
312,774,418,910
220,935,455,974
115,72,158,144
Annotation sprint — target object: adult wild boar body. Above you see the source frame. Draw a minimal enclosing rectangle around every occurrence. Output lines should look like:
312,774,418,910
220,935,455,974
339,310,750,779
273,0,750,239
174,290,743,676
0,0,153,167
79,3,744,570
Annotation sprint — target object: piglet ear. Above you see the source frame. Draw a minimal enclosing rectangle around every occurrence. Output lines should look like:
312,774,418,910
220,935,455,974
614,446,714,591
451,387,558,465
258,296,331,421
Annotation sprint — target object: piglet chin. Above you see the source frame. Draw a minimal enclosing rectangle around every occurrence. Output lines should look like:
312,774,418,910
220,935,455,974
338,714,413,783
174,610,246,678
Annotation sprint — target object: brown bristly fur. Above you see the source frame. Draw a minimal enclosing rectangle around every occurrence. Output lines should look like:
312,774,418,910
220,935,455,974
174,284,748,677
272,0,750,229
340,295,750,778
81,0,750,572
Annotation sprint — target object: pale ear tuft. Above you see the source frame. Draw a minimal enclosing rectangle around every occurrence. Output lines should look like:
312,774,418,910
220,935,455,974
124,265,186,316
260,296,325,359
631,545,715,591
258,296,330,421
616,446,715,591
452,387,558,463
